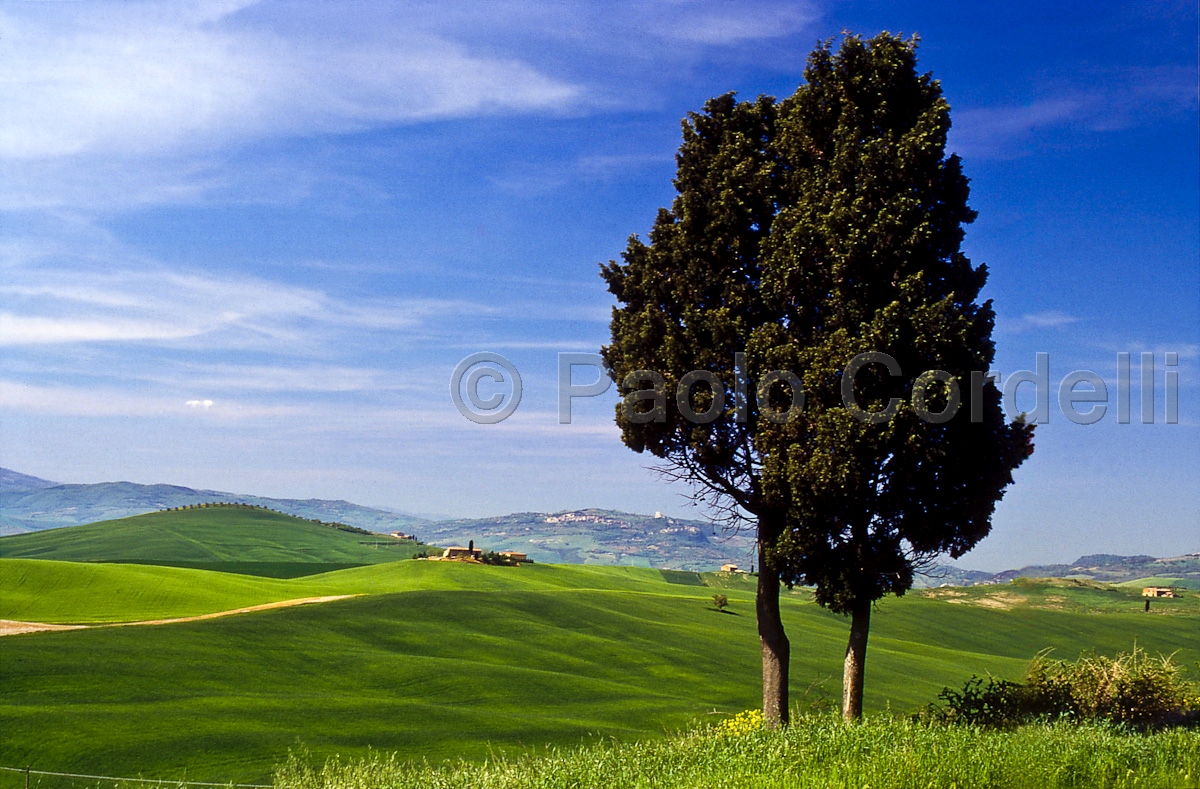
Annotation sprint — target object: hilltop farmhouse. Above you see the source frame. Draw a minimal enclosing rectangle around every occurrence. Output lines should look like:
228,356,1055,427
440,545,482,561
1142,586,1181,598
427,543,529,565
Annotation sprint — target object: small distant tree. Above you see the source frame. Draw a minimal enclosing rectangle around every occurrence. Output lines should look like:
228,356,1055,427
712,594,729,612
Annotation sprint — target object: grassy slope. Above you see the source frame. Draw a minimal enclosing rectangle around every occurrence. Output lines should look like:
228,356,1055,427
1120,576,1200,591
0,560,1197,786
0,560,754,623
277,719,1200,789
0,506,427,575
0,559,304,623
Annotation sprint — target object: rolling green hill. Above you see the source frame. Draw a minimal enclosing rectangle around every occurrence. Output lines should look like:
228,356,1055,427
1119,576,1200,591
0,559,1196,787
0,505,434,577
0,559,307,623
0,559,756,624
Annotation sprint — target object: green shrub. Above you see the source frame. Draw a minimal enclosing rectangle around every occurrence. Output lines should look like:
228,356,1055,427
932,675,1031,726
930,647,1199,727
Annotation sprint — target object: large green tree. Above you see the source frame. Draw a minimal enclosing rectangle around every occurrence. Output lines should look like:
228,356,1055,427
601,89,795,723
755,35,1035,720
601,33,1033,726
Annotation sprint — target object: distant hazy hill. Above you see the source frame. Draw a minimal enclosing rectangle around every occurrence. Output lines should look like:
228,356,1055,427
993,553,1200,589
918,553,1200,590
911,564,997,589
0,470,755,570
421,509,757,572
0,504,432,577
3,468,1194,578
0,468,429,536
0,468,61,492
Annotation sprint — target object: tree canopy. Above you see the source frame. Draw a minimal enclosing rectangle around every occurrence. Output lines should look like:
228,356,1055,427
601,32,1033,724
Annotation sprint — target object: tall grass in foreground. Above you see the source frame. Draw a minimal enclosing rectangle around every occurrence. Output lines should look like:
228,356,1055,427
274,716,1200,789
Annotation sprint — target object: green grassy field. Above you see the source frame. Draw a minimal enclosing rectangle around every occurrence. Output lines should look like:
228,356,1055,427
277,717,1200,789
0,506,430,576
1,557,1197,788
1120,576,1200,591
0,558,756,623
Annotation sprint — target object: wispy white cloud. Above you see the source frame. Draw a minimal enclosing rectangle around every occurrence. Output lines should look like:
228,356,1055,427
0,313,198,345
0,376,621,441
0,1,579,162
1090,341,1200,358
654,2,816,45
950,67,1197,159
178,365,404,393
62,361,427,395
0,379,304,418
489,151,673,197
0,0,581,209
0,0,821,210
1,267,320,348
996,310,1081,334
0,242,497,350
952,98,1085,159
398,1,817,53
1020,311,1080,329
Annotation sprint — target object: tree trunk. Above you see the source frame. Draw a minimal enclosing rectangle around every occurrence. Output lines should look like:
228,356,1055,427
757,537,789,727
841,600,871,721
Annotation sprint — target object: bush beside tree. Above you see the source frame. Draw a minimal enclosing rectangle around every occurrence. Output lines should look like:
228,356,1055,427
927,647,1200,728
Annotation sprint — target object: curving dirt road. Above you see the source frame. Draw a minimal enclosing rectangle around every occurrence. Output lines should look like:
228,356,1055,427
0,594,359,637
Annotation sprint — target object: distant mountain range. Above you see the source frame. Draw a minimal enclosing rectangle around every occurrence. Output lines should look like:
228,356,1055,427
0,469,754,571
1,468,1195,580
0,468,60,492
0,469,428,537
990,553,1200,588
912,554,1200,590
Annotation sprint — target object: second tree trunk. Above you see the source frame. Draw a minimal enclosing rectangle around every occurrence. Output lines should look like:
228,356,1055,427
842,601,870,720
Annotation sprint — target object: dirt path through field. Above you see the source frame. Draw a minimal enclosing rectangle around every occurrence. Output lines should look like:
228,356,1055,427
0,594,359,637
0,620,86,636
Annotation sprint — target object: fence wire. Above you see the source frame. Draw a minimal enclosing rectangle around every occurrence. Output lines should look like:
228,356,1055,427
0,766,270,788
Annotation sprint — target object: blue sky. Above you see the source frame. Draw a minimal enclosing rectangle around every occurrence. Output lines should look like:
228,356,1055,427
0,0,1195,570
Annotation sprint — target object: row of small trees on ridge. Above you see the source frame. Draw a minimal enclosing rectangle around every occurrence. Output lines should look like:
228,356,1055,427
161,502,272,511
158,502,379,537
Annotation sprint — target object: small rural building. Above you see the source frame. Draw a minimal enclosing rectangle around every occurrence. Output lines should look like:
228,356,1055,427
389,531,415,540
498,551,528,563
1142,586,1180,598
442,546,482,561
721,564,743,573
